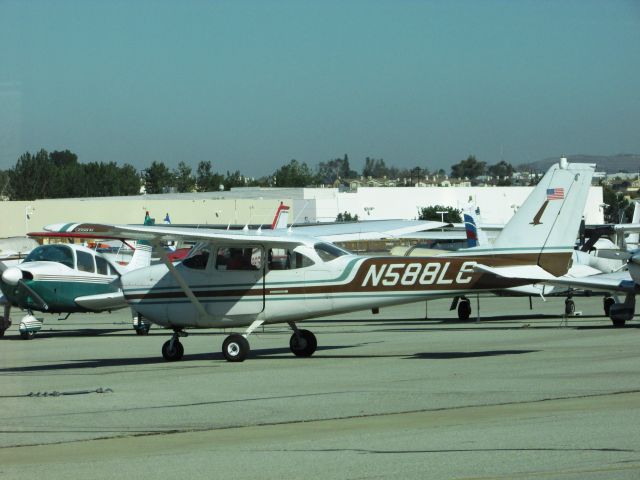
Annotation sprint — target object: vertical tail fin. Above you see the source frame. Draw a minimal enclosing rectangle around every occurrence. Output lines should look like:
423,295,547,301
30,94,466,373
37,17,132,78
271,202,290,230
123,242,153,272
463,208,489,248
122,212,155,272
492,158,595,275
625,200,640,249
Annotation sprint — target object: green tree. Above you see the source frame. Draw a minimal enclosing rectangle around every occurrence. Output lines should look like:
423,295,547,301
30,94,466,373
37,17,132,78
143,161,173,194
336,211,359,222
224,170,246,190
602,183,634,223
450,155,486,179
8,149,54,200
418,205,462,223
174,161,195,193
362,157,388,178
272,159,315,187
195,161,224,192
317,154,356,185
488,160,514,180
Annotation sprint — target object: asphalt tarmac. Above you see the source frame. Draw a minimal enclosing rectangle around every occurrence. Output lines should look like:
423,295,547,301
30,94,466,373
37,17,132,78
1,295,639,479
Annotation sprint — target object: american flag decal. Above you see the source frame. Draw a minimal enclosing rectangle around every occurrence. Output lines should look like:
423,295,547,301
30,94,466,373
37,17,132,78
546,188,564,200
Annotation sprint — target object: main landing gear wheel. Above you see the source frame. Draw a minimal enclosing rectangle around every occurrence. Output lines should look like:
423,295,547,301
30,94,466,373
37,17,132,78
289,329,317,357
603,297,615,317
162,340,184,361
20,331,35,340
457,298,471,321
135,323,151,335
611,317,626,328
564,299,575,315
222,334,250,362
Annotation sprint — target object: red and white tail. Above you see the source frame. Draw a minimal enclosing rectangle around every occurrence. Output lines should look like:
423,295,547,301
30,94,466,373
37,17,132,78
271,202,290,230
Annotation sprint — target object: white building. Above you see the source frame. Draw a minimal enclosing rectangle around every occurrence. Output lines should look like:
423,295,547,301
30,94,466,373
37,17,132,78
0,184,604,238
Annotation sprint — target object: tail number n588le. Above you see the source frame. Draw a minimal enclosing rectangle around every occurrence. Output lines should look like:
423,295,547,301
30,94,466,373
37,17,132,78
361,261,476,287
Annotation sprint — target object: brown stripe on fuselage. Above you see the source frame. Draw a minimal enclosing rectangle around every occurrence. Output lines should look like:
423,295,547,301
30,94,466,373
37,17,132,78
125,251,571,301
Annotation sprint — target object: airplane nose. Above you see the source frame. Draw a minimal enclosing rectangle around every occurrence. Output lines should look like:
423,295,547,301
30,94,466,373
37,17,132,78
2,267,23,286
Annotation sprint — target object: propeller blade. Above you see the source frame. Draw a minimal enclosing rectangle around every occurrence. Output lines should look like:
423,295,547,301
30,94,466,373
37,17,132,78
16,280,48,311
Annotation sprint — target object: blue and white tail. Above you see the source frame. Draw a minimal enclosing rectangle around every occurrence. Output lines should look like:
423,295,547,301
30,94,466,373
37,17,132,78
463,209,489,248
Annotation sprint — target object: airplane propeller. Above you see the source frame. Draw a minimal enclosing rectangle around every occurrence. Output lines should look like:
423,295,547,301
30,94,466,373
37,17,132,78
0,262,49,311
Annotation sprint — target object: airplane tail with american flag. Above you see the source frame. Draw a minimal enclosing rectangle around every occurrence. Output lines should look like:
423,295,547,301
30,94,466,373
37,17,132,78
472,157,595,279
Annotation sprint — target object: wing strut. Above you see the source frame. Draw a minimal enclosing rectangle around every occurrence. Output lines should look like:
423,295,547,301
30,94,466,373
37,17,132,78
155,241,209,319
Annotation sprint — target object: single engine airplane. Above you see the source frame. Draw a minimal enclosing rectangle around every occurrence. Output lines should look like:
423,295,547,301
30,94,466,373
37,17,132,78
44,159,594,362
0,239,152,339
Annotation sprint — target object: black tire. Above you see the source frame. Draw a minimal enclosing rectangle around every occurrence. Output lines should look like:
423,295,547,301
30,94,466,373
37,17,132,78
603,297,615,317
20,331,35,340
290,329,317,357
162,340,184,361
457,300,471,321
565,299,575,315
136,324,150,335
0,329,5,338
222,334,250,362
611,317,626,328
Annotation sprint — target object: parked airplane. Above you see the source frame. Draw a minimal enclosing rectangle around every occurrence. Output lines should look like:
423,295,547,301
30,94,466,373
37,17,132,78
0,239,153,339
42,159,594,362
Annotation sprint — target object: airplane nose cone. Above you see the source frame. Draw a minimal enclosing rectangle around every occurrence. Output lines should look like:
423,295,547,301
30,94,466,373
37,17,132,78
2,267,23,286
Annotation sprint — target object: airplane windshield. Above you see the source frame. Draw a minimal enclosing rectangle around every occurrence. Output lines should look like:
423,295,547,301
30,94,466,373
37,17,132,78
314,242,349,262
24,245,74,269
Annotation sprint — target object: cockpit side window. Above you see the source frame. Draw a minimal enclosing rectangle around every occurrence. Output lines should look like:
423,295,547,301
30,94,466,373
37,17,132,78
183,246,211,270
76,250,96,273
96,256,111,275
268,248,315,270
23,245,74,269
216,247,263,271
314,242,349,262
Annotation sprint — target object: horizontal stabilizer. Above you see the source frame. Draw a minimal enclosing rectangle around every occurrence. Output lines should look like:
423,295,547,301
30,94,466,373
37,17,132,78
474,263,556,281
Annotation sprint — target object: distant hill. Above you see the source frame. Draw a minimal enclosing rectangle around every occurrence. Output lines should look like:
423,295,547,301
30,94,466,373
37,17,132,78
519,154,640,173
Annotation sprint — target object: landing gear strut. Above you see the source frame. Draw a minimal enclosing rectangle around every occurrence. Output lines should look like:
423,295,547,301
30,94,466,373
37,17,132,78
0,305,11,337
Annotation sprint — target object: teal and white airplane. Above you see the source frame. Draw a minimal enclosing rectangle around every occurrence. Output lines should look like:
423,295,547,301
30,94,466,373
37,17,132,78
44,159,595,363
0,240,152,339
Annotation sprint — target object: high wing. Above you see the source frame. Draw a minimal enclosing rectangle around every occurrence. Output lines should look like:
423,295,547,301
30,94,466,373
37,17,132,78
43,220,444,245
288,219,448,242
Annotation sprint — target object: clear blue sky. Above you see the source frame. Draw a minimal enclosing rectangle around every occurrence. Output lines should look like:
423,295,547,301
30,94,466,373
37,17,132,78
1,0,638,176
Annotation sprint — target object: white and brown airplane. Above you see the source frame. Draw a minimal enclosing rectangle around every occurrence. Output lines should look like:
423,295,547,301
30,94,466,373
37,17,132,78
44,159,595,362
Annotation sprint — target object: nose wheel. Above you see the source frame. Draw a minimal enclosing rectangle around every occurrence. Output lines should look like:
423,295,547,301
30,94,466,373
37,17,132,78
161,330,186,361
